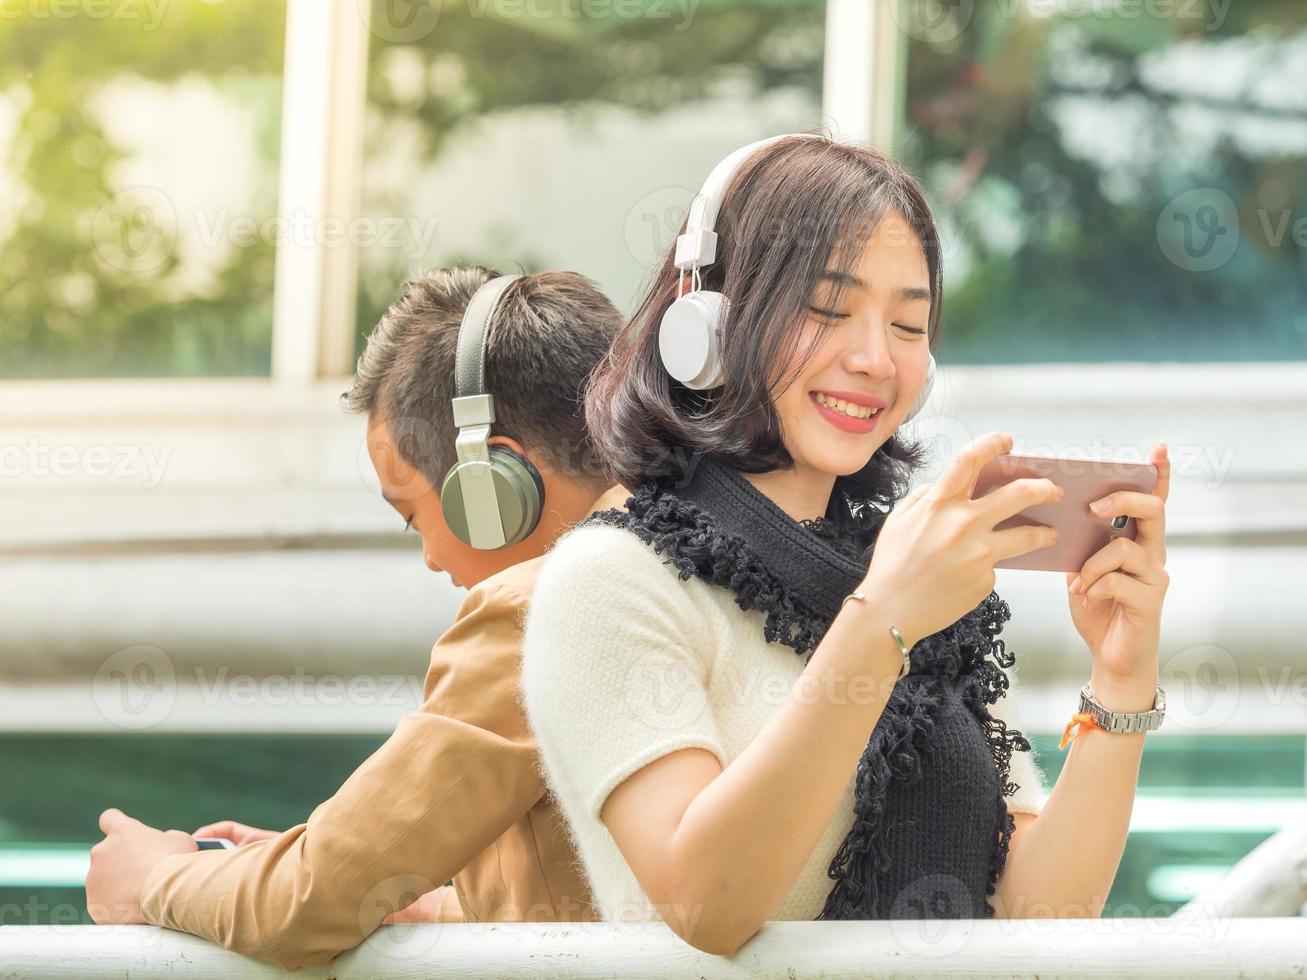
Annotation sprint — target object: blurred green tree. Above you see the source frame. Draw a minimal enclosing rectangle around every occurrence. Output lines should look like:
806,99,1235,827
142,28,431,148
0,0,825,379
902,2,1307,362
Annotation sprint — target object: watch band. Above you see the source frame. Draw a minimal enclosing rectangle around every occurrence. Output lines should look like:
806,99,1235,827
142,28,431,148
1078,683,1166,734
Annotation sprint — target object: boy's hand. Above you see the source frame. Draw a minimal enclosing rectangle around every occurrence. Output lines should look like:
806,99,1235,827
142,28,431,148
383,885,459,924
86,808,197,924
192,819,280,846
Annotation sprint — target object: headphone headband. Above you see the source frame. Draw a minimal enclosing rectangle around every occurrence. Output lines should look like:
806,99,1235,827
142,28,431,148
674,134,823,273
454,274,519,402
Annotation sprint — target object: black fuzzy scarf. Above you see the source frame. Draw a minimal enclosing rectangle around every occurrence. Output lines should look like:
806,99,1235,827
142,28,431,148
583,453,1031,920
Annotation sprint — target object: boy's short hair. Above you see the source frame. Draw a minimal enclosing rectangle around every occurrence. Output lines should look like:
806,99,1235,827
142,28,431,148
344,266,620,491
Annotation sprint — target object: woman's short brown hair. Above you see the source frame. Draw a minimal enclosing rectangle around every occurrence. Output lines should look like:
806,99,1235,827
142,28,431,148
585,134,943,506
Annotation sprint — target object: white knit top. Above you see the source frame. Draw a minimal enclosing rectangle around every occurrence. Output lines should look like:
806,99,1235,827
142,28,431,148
519,523,1048,923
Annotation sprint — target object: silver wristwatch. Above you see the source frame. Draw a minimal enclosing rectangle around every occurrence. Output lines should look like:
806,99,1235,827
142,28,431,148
1077,683,1166,734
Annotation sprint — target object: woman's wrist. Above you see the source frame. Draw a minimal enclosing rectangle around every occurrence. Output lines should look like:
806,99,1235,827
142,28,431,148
840,592,918,676
1088,667,1160,714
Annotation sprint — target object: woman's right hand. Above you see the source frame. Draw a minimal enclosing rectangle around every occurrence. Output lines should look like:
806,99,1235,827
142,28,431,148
860,431,1062,648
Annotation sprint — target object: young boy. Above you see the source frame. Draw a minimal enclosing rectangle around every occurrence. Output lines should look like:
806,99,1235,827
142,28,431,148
85,267,627,969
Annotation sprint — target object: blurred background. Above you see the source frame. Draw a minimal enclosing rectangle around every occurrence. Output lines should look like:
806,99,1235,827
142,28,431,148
1,0,1304,927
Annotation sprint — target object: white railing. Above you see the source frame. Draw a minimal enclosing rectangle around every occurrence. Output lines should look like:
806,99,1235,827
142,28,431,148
1,919,1305,979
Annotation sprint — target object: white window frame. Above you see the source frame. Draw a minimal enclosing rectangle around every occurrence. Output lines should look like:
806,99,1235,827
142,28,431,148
271,0,372,385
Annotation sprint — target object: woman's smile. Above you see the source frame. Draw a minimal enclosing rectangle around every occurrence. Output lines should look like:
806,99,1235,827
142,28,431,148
809,389,885,434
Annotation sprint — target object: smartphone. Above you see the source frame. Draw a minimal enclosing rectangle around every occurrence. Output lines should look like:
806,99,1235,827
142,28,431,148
193,837,236,851
972,453,1158,573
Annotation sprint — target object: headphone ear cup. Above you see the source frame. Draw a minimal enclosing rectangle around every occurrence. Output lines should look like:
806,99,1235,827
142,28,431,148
659,291,727,390
440,448,544,550
902,353,936,424
493,446,545,545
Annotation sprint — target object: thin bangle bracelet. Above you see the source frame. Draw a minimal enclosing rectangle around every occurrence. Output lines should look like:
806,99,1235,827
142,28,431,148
841,591,911,680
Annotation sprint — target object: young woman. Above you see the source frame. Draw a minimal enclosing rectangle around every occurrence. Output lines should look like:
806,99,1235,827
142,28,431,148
521,135,1171,954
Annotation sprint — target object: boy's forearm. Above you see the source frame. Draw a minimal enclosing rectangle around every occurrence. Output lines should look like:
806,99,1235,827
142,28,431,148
141,713,541,969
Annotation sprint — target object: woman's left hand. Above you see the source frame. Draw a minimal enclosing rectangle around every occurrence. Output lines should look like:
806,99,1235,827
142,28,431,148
1066,442,1171,683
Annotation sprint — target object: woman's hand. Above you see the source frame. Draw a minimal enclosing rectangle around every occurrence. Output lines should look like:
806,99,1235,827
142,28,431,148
1066,442,1171,687
862,431,1063,648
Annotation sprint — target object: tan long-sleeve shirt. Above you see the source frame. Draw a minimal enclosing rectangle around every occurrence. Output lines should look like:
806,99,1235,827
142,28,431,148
139,487,629,969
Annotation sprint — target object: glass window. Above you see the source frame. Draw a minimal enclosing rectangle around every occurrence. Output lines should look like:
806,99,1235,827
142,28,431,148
0,0,285,379
355,0,827,350
900,1,1307,363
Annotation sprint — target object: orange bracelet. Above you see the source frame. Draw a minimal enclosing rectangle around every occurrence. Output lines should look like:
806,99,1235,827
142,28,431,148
1059,710,1105,750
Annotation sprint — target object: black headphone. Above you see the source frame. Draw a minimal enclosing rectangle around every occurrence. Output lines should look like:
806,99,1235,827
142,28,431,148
439,274,545,550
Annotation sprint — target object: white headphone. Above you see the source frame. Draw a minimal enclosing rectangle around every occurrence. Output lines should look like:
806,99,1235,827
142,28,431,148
657,134,937,423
